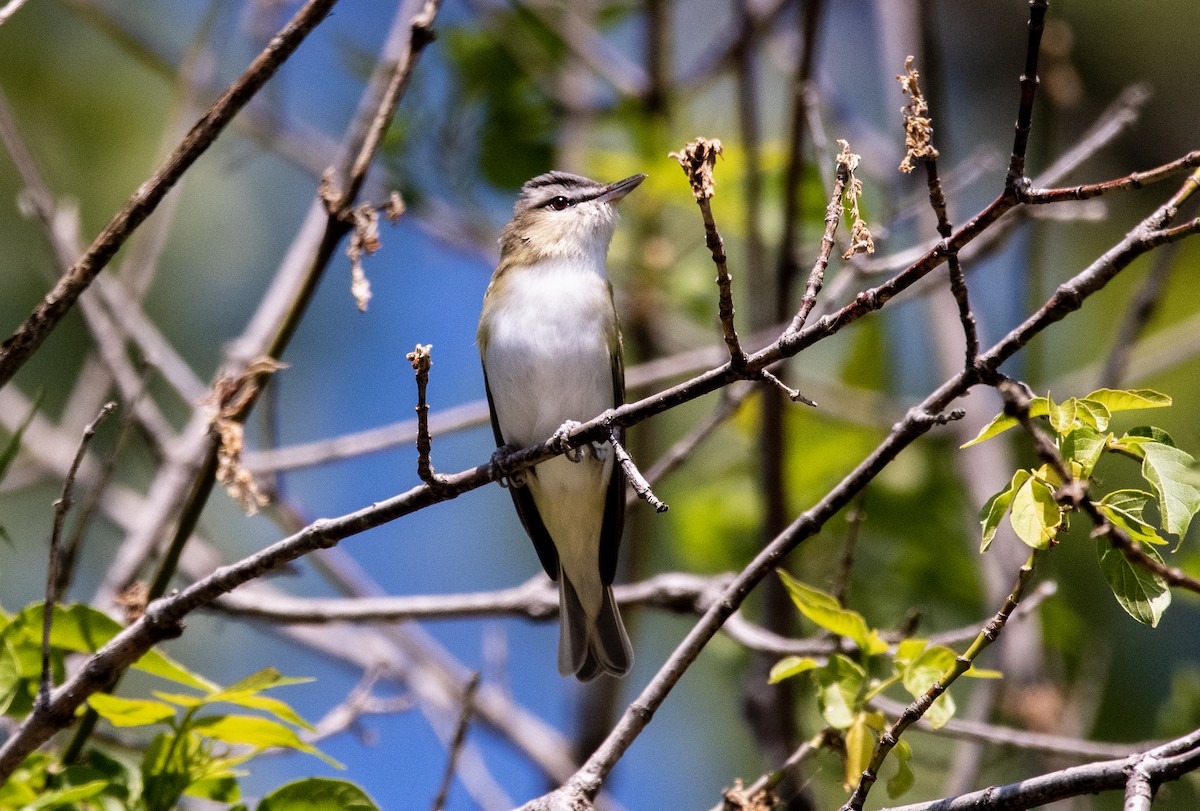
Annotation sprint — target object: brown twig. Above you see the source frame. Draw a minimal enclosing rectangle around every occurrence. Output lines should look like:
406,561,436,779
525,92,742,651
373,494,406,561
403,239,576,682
432,672,482,811
1021,150,1200,203
38,401,116,710
408,343,447,487
898,55,979,369
0,0,342,390
787,148,850,336
608,426,667,513
670,138,747,370
1006,0,1048,186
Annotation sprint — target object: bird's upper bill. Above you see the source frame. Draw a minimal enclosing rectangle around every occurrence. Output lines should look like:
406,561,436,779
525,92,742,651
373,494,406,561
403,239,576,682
595,173,647,204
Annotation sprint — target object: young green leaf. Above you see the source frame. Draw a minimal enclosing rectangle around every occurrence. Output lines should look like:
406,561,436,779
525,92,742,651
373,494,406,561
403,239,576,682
1009,475,1061,549
1097,539,1171,626
886,739,915,799
815,655,865,730
1047,395,1077,433
777,571,887,655
979,470,1031,551
10,604,216,692
1083,388,1171,414
257,778,381,811
768,656,819,684
1074,398,1112,431
844,712,875,791
1096,490,1167,546
88,693,176,727
960,397,1048,448
1059,426,1109,479
192,716,341,768
902,645,958,728
1139,442,1200,541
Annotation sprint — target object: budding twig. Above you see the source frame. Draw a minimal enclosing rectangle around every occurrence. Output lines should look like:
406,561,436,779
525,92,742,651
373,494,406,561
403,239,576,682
898,55,979,369
408,343,447,488
670,138,747,371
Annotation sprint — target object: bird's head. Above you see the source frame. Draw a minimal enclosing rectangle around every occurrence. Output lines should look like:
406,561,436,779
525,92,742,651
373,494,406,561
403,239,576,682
498,171,646,266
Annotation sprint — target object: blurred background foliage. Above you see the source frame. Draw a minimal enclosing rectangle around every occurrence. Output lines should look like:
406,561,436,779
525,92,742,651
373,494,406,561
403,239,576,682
1,0,1199,808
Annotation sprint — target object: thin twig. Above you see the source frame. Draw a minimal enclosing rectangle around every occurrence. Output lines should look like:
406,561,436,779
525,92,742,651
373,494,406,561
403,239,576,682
0,0,29,27
1006,0,1048,185
408,343,447,487
787,150,850,336
608,426,667,513
38,401,116,710
898,56,979,368
1021,150,1200,203
0,0,342,390
432,672,482,811
670,138,747,369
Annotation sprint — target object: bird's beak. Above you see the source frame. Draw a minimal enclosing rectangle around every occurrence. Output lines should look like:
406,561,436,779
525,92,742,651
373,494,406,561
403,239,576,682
596,173,647,204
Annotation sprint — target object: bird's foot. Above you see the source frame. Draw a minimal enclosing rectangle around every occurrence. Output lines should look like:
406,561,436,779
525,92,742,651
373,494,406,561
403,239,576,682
553,420,585,462
491,445,528,489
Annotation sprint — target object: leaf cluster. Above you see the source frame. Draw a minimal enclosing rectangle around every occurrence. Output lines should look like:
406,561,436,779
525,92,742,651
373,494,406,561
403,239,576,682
0,602,379,811
767,572,999,799
965,388,1200,626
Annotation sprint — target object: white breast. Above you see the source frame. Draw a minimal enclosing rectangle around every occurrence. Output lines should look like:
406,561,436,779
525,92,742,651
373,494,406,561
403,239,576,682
483,259,617,447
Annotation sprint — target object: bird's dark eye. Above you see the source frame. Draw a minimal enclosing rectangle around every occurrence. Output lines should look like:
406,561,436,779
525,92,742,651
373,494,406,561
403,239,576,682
548,196,570,211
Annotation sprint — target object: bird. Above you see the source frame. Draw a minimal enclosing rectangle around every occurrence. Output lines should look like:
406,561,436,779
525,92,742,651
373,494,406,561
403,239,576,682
477,170,646,680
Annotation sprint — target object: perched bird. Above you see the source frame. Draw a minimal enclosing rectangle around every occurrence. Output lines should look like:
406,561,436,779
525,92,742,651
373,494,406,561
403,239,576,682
477,170,646,680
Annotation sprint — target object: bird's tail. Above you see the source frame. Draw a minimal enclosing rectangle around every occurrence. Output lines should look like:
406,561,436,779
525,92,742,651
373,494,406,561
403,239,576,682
557,572,632,681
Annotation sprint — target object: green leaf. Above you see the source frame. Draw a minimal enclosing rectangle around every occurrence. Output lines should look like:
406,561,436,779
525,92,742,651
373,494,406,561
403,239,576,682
257,778,381,811
193,716,341,768
902,645,958,728
960,397,1048,448
814,655,865,730
893,638,927,668
1097,539,1171,626
1139,442,1200,541
1009,475,1061,549
979,470,1030,551
1083,388,1171,414
88,693,176,727
886,739,915,799
1126,425,1176,447
1059,426,1109,479
1074,399,1112,431
1097,490,1167,546
10,604,216,692
777,571,887,655
768,656,819,684
1047,395,1076,433
26,780,108,810
186,775,241,802
844,713,875,790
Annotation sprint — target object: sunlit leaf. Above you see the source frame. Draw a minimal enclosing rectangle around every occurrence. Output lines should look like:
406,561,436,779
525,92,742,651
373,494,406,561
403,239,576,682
979,470,1030,552
960,397,1048,448
1083,388,1171,414
1009,475,1061,549
1097,490,1167,546
886,739,915,799
1059,426,1109,479
844,713,875,791
1097,539,1171,626
777,571,887,655
257,778,380,811
193,716,341,768
1139,442,1200,541
10,604,216,692
88,693,176,727
815,655,865,730
768,656,819,684
1074,398,1112,431
1047,395,1076,433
